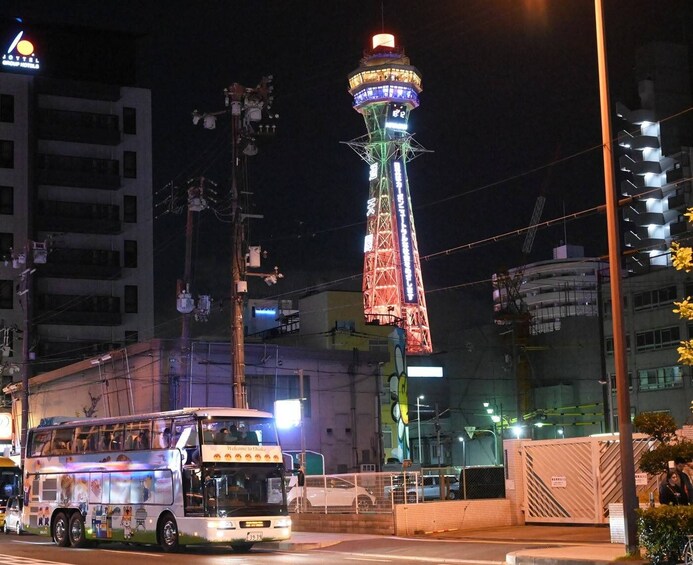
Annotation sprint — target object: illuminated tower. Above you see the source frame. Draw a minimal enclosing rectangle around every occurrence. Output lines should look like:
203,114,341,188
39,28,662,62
346,33,432,354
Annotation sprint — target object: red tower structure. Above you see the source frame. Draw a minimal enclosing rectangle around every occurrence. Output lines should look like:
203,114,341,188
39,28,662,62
345,33,432,354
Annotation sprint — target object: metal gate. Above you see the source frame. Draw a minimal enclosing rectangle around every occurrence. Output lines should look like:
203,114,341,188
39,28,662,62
521,434,659,524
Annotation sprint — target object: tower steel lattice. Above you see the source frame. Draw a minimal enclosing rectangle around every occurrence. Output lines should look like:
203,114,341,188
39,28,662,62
345,34,432,355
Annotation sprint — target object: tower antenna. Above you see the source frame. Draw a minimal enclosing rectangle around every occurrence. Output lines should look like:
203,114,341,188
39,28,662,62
380,1,385,32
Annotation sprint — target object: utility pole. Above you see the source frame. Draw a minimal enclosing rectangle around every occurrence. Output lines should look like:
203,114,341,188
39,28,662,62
227,89,246,410
13,241,41,462
192,77,279,409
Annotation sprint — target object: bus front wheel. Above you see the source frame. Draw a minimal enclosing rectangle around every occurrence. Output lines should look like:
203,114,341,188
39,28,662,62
52,512,70,547
68,512,87,548
231,542,253,553
157,513,179,552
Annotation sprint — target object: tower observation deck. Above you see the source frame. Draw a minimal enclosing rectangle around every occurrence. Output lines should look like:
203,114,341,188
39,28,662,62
345,33,432,355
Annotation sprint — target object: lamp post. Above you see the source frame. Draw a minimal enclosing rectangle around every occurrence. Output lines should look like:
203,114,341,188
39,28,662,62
416,395,424,464
594,0,638,553
485,401,504,464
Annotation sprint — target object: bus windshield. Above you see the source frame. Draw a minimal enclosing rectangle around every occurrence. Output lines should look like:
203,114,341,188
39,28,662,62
201,464,285,517
201,417,278,446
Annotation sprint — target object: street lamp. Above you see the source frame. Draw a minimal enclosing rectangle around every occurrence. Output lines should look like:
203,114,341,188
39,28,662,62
416,395,424,464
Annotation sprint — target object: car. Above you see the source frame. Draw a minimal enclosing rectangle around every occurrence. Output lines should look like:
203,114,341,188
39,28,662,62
3,496,21,534
407,475,459,501
286,475,376,511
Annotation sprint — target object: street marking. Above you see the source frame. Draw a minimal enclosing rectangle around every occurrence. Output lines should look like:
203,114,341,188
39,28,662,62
318,550,504,565
99,549,165,557
0,555,73,565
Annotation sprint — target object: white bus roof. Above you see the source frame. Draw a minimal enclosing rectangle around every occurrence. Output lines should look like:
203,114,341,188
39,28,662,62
32,407,274,429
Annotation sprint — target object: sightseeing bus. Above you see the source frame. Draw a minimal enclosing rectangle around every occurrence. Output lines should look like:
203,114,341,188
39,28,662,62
23,407,291,552
0,456,21,530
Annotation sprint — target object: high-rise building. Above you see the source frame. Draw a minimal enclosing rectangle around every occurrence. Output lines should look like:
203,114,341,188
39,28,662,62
0,21,153,384
616,42,693,273
345,33,432,355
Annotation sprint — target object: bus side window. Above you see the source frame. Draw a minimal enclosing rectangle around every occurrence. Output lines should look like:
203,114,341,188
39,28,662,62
30,431,52,457
153,419,172,449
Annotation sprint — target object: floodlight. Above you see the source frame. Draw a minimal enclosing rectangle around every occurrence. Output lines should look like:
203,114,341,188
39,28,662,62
192,110,202,125
203,114,216,130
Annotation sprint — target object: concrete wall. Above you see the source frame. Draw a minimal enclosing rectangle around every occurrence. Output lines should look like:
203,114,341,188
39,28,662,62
394,499,514,536
290,499,514,536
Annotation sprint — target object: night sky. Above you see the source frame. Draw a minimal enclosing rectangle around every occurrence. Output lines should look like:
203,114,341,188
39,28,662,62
2,1,692,340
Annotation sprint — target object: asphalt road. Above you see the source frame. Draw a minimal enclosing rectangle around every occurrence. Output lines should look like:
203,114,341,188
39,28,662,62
0,530,542,565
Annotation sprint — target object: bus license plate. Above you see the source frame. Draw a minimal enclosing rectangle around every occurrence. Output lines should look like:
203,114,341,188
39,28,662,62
246,532,263,542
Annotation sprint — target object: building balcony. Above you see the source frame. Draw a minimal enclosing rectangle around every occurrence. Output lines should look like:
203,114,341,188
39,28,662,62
36,294,121,326
622,209,665,226
623,230,666,250
38,108,121,145
36,248,121,280
37,153,121,191
619,156,665,176
35,200,121,234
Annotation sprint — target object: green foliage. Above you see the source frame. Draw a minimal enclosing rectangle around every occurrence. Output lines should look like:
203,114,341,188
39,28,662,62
637,506,693,565
639,442,693,475
633,412,677,443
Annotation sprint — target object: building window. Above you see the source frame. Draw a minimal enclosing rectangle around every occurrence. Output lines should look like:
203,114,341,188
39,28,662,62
336,320,356,332
124,285,138,313
123,107,136,135
123,195,137,223
0,140,13,168
633,286,677,310
382,429,393,450
605,335,631,354
0,95,14,123
607,372,633,392
123,240,137,268
0,232,13,262
0,280,12,309
637,366,683,391
602,296,627,317
0,186,12,215
635,326,680,352
123,151,137,178
125,331,138,345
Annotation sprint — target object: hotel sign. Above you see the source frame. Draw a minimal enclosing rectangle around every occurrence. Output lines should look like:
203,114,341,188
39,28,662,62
2,31,40,71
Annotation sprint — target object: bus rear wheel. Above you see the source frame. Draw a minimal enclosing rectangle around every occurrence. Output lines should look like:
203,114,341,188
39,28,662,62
157,513,179,552
68,512,87,548
52,512,70,547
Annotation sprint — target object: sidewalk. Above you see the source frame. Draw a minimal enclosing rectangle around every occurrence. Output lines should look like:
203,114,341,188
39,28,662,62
267,525,648,565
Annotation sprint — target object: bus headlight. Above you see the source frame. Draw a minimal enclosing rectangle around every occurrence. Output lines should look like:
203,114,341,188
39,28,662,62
216,520,236,530
275,517,292,528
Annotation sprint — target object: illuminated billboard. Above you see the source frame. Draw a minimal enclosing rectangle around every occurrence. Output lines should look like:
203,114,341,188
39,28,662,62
2,31,40,71
391,159,417,303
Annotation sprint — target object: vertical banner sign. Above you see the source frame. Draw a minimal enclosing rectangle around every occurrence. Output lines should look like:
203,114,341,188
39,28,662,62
391,159,418,304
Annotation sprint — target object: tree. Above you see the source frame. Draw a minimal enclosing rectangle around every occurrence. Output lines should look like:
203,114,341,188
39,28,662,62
634,411,693,475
